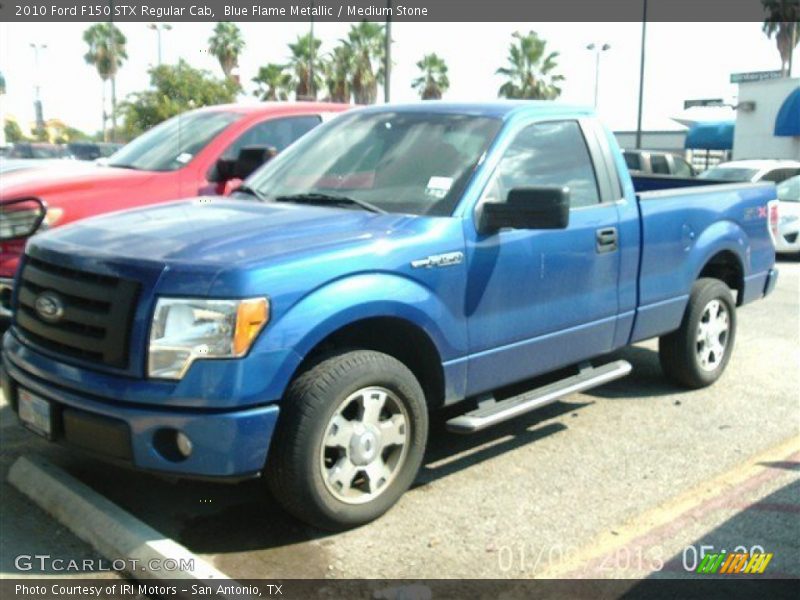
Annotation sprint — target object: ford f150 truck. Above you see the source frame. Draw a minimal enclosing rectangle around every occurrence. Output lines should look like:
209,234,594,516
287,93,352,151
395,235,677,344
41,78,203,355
0,102,350,319
0,103,779,529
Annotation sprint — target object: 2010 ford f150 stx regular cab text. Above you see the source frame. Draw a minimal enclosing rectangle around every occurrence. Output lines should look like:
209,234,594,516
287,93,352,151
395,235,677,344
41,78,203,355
1,103,779,529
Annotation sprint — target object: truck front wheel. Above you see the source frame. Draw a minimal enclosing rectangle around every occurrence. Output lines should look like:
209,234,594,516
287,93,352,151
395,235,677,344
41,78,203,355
266,350,428,530
659,278,737,389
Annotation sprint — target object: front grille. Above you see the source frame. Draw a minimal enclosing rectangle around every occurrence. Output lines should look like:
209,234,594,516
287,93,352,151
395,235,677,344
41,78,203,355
15,256,140,368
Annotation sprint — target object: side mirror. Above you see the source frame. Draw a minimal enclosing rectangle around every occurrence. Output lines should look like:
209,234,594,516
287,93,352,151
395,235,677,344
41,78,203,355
478,186,570,234
214,146,278,183
0,198,47,241
233,145,278,180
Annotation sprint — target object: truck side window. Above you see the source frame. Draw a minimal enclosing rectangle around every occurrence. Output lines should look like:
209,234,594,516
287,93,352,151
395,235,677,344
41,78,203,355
672,156,693,177
483,121,601,209
650,154,670,175
222,115,322,160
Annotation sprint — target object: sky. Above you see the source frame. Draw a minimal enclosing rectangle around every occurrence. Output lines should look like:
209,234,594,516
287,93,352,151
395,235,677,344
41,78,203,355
0,20,796,136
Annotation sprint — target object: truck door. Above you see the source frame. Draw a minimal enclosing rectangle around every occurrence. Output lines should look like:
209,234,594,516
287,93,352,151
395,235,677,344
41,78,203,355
463,119,622,396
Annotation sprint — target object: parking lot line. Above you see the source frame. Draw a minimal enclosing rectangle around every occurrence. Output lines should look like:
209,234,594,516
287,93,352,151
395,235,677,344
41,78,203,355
536,435,800,578
8,454,232,581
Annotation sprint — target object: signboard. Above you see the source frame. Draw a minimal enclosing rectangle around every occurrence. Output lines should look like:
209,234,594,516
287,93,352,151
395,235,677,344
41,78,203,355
684,99,725,109
730,70,784,83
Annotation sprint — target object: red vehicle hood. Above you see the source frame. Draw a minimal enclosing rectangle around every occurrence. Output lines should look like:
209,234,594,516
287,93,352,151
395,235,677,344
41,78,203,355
0,164,160,200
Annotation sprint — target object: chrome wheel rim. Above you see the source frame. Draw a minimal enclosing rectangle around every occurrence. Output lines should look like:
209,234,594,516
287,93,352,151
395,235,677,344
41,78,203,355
696,299,729,372
319,386,409,505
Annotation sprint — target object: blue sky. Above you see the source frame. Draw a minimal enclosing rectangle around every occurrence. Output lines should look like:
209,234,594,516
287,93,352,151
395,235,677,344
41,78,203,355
0,21,795,135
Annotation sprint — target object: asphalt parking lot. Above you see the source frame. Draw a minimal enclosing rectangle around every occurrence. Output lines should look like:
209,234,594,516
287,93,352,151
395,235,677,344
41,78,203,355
1,257,798,580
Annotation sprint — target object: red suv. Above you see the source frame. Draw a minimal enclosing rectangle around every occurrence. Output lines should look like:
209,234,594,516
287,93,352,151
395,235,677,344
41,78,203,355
0,102,350,318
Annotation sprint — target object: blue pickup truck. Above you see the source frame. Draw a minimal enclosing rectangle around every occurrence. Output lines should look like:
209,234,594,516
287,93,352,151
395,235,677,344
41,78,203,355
1,103,779,529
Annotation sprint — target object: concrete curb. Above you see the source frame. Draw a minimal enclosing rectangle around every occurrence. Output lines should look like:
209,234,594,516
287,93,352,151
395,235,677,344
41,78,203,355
8,454,231,581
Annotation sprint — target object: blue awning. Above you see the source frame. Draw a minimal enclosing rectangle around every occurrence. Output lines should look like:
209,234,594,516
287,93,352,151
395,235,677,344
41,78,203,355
684,121,735,150
774,86,800,137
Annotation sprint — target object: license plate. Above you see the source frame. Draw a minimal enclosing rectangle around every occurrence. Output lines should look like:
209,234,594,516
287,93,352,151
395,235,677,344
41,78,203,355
18,389,53,438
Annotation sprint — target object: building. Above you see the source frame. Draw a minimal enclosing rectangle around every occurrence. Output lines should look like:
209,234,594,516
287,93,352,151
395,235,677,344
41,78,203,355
733,76,800,160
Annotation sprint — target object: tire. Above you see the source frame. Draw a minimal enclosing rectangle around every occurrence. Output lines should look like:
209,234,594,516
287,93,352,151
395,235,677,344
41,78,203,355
266,350,428,530
659,278,737,389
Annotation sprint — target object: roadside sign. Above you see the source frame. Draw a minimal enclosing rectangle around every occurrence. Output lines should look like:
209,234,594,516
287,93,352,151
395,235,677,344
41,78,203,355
729,70,783,83
684,99,725,109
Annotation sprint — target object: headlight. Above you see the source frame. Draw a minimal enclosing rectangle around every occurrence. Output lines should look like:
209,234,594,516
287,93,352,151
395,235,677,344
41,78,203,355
780,214,798,225
148,297,269,380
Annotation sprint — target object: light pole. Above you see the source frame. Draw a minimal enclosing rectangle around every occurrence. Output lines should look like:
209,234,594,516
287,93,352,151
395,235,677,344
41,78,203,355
384,1,392,102
635,0,648,150
586,42,611,108
30,43,47,137
148,23,172,66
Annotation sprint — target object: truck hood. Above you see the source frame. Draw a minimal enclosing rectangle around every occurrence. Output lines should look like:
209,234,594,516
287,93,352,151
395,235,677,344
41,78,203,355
33,197,418,268
0,164,158,199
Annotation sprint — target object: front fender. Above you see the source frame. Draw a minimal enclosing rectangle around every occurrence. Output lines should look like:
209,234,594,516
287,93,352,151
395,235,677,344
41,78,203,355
251,272,467,402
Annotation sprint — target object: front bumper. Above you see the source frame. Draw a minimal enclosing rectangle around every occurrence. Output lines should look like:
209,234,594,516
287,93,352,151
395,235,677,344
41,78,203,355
1,334,280,479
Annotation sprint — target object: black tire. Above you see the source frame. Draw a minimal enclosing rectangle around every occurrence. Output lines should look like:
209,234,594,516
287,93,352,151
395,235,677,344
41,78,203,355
659,278,737,389
266,350,428,530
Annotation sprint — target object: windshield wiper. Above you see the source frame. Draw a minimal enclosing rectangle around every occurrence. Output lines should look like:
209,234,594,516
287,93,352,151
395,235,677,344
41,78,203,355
233,184,267,202
274,193,386,214
108,163,140,170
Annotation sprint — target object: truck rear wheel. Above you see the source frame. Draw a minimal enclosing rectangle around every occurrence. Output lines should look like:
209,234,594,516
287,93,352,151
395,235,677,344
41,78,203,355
659,278,737,389
266,350,428,530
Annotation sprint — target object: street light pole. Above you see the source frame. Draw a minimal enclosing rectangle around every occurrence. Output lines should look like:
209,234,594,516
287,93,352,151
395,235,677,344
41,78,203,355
635,0,648,150
30,42,47,137
308,1,315,100
586,42,611,108
148,23,172,66
385,0,392,103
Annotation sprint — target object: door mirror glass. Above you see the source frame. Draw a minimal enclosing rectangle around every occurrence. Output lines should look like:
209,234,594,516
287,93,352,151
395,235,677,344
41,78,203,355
478,186,570,234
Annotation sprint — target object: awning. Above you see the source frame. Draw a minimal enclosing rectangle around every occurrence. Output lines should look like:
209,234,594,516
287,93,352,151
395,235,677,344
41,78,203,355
684,120,735,150
774,86,800,137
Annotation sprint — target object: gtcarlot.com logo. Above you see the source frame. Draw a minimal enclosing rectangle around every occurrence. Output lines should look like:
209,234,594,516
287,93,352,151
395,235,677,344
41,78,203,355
14,554,195,573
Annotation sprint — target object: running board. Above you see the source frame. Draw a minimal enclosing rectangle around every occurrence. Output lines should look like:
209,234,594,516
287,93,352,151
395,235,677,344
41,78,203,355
445,360,632,434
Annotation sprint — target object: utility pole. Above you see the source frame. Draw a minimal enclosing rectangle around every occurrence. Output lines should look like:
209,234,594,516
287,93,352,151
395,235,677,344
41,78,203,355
635,0,648,149
148,23,172,66
30,43,47,138
384,0,392,102
308,1,315,100
586,42,611,108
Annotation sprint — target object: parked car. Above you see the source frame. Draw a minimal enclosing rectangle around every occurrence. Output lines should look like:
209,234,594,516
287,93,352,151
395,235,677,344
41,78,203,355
698,159,800,183
774,175,800,255
0,102,350,319
0,103,778,529
623,149,695,177
7,142,68,159
66,142,123,161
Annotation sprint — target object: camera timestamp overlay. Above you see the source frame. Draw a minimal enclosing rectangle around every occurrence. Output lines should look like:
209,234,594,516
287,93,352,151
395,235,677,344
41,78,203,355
1,0,789,23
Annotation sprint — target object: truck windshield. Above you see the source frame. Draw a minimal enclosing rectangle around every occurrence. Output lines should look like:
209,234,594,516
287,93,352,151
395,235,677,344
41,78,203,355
246,111,502,216
108,110,239,172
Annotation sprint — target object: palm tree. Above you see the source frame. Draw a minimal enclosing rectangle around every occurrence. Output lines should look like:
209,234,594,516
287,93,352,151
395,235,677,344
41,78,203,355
496,31,564,100
288,33,322,100
252,64,291,101
412,53,450,100
208,22,245,81
762,0,800,76
323,45,353,103
344,21,385,104
83,23,127,141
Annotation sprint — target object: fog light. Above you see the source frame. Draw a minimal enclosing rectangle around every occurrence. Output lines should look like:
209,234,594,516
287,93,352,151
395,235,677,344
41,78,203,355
153,428,193,462
176,432,193,458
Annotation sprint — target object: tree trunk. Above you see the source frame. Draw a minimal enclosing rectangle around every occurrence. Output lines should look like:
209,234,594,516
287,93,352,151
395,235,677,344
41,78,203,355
110,76,117,142
101,80,108,143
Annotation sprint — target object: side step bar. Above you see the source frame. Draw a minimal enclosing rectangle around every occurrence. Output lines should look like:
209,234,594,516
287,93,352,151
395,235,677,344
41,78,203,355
445,360,632,434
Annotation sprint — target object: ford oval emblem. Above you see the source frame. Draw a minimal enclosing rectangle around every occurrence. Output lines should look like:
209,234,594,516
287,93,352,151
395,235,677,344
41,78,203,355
34,292,65,323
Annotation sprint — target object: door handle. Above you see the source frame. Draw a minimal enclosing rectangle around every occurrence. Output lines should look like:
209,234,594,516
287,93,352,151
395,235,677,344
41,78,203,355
596,227,618,253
